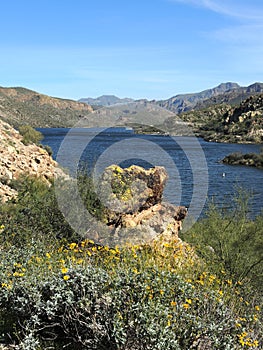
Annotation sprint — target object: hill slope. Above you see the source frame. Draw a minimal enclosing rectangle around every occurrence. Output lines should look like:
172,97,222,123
157,82,240,113
0,118,63,202
195,82,263,110
163,94,263,143
0,86,93,128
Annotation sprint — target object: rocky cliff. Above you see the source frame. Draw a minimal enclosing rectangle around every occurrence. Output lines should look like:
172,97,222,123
217,94,263,143
0,119,62,202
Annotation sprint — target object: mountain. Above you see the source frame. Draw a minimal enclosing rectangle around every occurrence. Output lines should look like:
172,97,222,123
162,93,263,143
195,82,263,109
0,86,93,128
157,82,240,113
79,95,134,106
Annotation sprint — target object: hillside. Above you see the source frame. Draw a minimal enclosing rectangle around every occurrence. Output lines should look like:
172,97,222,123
0,118,63,202
0,86,93,128
195,82,263,109
157,82,263,115
157,82,240,113
163,94,263,143
79,94,134,106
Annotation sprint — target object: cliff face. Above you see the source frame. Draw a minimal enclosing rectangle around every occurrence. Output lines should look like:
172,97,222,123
0,119,61,202
221,94,263,143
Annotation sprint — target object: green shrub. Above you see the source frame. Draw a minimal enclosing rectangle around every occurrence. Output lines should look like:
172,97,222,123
180,190,263,295
0,178,262,349
1,244,261,349
18,125,43,145
0,176,75,246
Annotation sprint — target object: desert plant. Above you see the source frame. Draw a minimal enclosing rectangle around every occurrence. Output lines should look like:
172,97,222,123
180,190,263,295
18,125,43,145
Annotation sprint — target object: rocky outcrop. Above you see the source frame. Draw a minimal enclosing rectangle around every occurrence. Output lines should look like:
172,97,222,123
98,165,187,244
222,151,263,169
0,119,62,202
221,94,263,143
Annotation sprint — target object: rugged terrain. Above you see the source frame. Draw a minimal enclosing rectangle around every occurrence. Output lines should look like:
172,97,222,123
163,93,263,143
156,82,263,114
0,86,93,128
0,119,63,202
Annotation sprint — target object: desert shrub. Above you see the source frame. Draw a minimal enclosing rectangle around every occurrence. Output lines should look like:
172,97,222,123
0,241,262,349
0,178,262,349
181,190,263,296
0,176,76,246
18,125,43,145
41,144,53,156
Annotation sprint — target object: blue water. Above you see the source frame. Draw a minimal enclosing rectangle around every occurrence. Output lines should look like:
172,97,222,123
39,127,263,220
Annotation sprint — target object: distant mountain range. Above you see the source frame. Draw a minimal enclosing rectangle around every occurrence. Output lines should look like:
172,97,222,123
78,95,134,106
79,82,263,116
0,82,262,143
156,82,263,114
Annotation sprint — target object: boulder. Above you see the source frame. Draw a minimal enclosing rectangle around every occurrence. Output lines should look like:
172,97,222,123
96,164,187,244
98,164,167,215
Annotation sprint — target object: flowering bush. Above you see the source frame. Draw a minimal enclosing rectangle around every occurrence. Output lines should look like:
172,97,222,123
0,239,262,349
0,178,262,349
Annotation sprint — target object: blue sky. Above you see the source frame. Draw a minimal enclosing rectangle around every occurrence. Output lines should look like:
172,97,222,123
0,0,262,100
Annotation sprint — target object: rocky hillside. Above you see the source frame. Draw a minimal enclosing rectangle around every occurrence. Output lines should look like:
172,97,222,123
195,82,263,109
0,86,93,128
164,94,263,143
157,82,240,113
220,94,263,143
0,119,63,202
157,82,263,115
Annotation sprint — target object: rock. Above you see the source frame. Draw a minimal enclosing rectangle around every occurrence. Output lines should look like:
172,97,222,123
98,164,167,215
97,164,187,244
0,119,63,202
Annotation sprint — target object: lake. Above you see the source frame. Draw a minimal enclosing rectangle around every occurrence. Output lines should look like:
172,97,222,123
39,127,263,221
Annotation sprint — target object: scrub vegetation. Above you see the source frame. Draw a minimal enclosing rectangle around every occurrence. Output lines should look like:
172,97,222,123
0,177,262,349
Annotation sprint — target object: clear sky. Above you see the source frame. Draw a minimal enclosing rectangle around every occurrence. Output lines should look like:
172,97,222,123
0,0,262,100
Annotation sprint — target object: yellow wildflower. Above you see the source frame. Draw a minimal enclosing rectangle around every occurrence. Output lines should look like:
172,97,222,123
46,252,51,259
171,301,177,307
69,242,77,250
254,305,260,311
13,272,24,277
63,275,70,281
61,267,68,274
